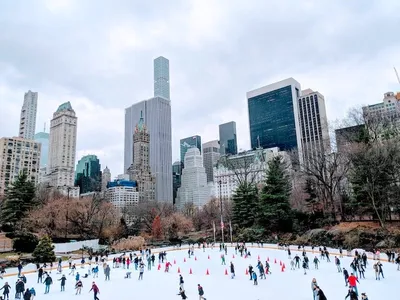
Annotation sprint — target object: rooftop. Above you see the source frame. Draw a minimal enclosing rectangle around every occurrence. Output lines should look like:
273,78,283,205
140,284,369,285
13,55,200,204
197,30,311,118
56,101,73,113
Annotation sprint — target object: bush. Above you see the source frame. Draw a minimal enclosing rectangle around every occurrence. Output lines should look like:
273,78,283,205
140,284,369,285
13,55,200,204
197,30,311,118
12,232,39,253
32,235,56,263
112,236,146,251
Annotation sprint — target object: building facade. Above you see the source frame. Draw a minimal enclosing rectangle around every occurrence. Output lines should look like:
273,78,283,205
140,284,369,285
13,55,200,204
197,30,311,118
106,179,139,216
214,147,286,200
124,57,172,202
202,140,220,182
127,112,156,202
19,90,38,140
180,135,202,166
335,125,365,153
101,166,111,192
219,121,237,155
0,137,41,196
154,56,170,100
298,89,330,164
34,132,49,168
75,154,102,194
172,161,182,205
47,102,78,188
176,148,212,209
247,78,302,155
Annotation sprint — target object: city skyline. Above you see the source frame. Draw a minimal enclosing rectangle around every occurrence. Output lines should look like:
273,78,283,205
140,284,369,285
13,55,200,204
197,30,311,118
1,1,399,176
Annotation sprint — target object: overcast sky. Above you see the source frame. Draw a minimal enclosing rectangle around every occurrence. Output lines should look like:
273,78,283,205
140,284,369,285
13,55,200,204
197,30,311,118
1,0,400,177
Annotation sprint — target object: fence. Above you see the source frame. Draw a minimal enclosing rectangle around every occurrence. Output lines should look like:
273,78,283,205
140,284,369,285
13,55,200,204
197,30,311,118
53,239,100,254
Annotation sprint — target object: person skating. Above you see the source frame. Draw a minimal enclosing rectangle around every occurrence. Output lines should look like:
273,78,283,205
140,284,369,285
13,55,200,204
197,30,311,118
104,264,110,281
345,287,358,300
221,254,226,265
252,271,258,285
343,268,349,286
58,274,67,291
302,260,308,275
334,256,342,272
373,263,379,280
89,282,100,300
22,288,31,300
15,279,24,299
348,273,359,296
287,247,291,259
230,262,235,279
44,274,52,294
358,264,365,279
311,278,318,300
315,286,327,300
37,267,43,283
138,262,145,280
377,261,384,279
75,272,80,282
197,284,206,300
69,264,76,275
0,282,10,300
17,263,23,277
178,287,187,300
179,275,184,290
294,255,301,269
248,265,253,280
29,287,36,300
75,280,83,295
361,292,368,300
19,274,27,284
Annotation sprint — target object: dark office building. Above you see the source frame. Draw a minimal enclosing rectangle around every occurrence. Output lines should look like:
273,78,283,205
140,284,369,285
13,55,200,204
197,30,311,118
247,78,301,152
180,135,201,165
74,155,102,194
219,121,238,155
172,161,183,205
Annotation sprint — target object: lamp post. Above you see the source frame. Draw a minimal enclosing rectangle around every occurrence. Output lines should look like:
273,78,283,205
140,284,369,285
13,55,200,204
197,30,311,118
64,185,72,239
218,179,224,244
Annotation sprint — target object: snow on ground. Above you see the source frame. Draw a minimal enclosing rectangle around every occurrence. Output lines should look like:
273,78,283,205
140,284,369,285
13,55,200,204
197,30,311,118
2,246,396,300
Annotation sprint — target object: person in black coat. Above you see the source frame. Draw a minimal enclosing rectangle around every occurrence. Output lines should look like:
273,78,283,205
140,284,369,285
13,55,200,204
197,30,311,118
178,287,187,300
15,279,24,299
316,286,327,300
345,288,358,300
0,282,11,300
23,289,31,300
37,267,43,283
230,262,235,279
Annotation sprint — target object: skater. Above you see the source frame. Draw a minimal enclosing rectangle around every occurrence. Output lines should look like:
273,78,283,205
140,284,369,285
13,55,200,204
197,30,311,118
221,254,226,265
104,264,110,281
75,272,80,282
345,287,358,300
311,278,318,300
348,273,359,296
361,292,368,300
75,280,83,295
69,264,76,276
302,260,308,275
252,271,258,285
89,282,100,300
17,263,23,277
138,262,145,280
290,260,295,270
335,256,342,272
179,275,184,290
0,267,5,280
315,286,327,300
197,284,206,300
29,287,35,300
313,256,320,269
22,288,31,300
58,274,67,291
37,267,43,283
377,261,384,279
294,255,301,269
248,265,253,280
44,274,52,294
15,279,24,299
287,247,291,259
178,287,187,300
0,282,11,300
230,262,235,279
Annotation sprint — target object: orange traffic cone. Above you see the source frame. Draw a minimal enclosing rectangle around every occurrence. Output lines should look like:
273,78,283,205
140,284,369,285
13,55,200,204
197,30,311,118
232,254,235,259
225,269,228,275
174,259,176,264
245,255,247,259
283,263,286,269
178,267,181,273
280,261,282,266
184,258,186,263
281,266,285,272
195,256,197,261
157,264,161,270
208,255,210,259
206,269,209,275
245,268,249,275
189,268,193,274
258,255,260,260
267,257,269,262
274,259,277,264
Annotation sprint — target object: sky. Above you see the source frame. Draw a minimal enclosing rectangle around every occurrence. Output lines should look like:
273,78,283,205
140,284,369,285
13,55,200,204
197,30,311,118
1,0,400,177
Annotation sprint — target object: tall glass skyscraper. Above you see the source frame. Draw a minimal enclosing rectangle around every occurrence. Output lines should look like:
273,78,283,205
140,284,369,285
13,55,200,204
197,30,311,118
247,78,302,154
75,154,102,194
19,90,38,140
34,132,49,167
154,56,170,100
180,135,201,165
219,121,237,155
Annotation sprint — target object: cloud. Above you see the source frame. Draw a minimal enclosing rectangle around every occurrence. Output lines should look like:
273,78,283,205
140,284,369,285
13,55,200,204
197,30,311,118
1,0,400,178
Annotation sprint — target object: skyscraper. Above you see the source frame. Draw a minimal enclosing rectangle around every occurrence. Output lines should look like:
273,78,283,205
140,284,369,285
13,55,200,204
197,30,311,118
154,56,170,100
298,89,330,163
247,78,302,154
19,90,38,140
75,154,102,194
47,102,78,191
219,122,237,155
172,161,182,204
127,112,155,202
124,57,172,202
101,166,111,192
34,131,49,168
180,135,201,165
202,140,220,182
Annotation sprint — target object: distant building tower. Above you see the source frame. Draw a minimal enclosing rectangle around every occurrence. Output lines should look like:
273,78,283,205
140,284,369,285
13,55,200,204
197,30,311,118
19,90,38,140
127,112,156,202
219,122,237,155
47,102,79,197
202,140,220,182
176,148,212,209
172,161,182,204
74,155,102,194
34,131,49,168
101,166,111,192
180,135,202,166
154,56,170,100
106,179,139,218
0,137,41,197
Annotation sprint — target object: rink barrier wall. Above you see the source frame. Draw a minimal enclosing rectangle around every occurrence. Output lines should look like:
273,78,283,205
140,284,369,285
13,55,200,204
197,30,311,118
52,239,100,253
1,243,392,278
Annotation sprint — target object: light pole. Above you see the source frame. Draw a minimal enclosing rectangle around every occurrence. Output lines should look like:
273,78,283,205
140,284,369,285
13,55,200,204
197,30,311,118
218,179,224,244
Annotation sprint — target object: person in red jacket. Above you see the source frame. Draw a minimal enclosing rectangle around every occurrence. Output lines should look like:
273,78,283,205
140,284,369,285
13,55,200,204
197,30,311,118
348,273,359,296
89,282,100,300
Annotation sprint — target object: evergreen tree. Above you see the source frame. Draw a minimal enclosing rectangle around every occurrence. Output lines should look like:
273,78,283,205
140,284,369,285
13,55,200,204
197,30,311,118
258,156,293,232
232,182,258,228
1,171,36,229
32,235,56,263
304,177,319,213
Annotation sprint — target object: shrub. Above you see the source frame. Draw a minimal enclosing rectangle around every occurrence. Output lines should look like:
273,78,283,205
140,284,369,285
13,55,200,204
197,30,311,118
112,236,146,251
12,232,39,253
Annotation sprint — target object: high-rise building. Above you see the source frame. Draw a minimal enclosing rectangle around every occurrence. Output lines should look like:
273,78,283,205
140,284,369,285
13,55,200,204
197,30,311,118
47,102,78,189
74,154,102,194
154,56,170,100
106,179,139,217
298,89,330,163
127,112,156,202
19,90,38,140
247,78,302,154
176,148,212,209
180,135,202,165
34,132,49,168
172,161,182,205
0,137,41,196
363,91,400,117
124,58,172,202
101,166,111,192
335,125,365,153
219,122,237,155
202,140,220,182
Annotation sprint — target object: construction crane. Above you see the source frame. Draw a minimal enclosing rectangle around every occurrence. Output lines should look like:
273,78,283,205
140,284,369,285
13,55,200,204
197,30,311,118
395,67,400,84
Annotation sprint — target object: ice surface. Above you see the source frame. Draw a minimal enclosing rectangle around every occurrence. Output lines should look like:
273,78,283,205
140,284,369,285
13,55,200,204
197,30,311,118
1,246,395,300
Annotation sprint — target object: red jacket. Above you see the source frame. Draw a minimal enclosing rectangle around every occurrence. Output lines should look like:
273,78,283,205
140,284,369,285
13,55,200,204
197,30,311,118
91,284,100,293
348,275,358,287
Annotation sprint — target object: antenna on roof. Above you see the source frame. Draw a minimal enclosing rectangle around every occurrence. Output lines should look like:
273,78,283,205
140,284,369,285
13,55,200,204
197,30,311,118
395,67,400,84
44,122,46,133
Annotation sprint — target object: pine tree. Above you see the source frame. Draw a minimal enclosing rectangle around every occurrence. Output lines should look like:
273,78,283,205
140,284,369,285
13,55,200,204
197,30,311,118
304,177,319,213
32,235,56,263
232,182,258,228
1,171,36,229
258,156,293,232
